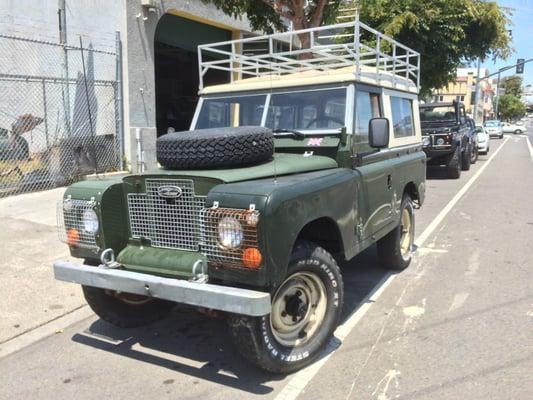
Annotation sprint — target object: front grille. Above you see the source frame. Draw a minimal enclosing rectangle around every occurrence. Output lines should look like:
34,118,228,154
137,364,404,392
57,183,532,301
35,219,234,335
127,179,206,251
57,199,98,249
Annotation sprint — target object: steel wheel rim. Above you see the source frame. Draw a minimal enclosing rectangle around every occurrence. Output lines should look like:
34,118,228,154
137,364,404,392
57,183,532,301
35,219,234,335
400,207,413,258
270,271,327,347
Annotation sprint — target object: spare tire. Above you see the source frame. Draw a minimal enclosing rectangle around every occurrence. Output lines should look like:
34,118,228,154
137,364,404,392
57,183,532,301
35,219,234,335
157,126,274,170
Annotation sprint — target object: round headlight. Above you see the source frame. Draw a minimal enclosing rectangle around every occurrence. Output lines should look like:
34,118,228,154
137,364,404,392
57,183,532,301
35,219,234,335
436,138,445,145
218,217,243,249
82,209,99,234
422,137,430,146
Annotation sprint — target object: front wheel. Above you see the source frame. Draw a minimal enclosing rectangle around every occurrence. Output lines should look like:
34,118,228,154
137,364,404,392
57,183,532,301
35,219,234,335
82,286,175,328
377,195,415,271
228,241,344,373
514,129,522,134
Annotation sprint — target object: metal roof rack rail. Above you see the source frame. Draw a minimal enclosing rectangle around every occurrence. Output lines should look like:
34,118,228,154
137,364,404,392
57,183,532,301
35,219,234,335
197,20,420,91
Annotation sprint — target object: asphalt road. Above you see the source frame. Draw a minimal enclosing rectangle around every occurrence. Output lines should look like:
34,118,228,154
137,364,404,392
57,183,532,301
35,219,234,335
1,127,532,400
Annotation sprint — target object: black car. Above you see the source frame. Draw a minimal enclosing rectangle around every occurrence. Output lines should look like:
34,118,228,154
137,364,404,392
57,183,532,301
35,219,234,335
419,101,476,179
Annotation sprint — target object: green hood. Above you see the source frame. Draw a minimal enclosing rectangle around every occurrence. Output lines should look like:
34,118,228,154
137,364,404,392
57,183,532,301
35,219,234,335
142,153,338,183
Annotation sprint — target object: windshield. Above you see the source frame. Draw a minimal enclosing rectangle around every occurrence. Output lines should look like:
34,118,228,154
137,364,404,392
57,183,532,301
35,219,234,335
419,106,456,122
195,95,266,129
484,120,500,127
266,89,346,131
194,88,346,133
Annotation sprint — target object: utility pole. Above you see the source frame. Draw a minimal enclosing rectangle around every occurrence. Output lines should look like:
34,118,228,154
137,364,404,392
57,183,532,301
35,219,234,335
58,0,71,136
473,59,481,122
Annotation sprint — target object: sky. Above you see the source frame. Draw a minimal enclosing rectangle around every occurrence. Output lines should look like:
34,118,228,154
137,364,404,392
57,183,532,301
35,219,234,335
481,0,533,86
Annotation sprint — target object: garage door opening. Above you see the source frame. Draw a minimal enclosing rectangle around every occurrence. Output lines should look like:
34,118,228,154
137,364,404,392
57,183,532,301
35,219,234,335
154,14,231,135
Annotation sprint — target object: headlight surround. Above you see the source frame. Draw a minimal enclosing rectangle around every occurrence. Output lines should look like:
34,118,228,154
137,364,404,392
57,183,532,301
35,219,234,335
436,138,445,145
217,217,244,249
422,137,430,146
82,208,99,234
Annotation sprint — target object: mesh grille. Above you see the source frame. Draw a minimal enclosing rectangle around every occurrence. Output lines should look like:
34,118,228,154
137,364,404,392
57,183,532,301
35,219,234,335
127,179,206,251
57,199,98,249
200,207,260,267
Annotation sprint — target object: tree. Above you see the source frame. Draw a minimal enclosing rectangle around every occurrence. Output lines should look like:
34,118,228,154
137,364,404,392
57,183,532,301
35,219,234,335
499,75,523,97
496,94,526,121
205,0,512,94
358,0,512,94
203,1,342,50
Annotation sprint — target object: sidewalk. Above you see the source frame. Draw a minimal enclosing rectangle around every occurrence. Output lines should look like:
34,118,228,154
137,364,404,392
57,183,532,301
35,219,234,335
0,188,84,343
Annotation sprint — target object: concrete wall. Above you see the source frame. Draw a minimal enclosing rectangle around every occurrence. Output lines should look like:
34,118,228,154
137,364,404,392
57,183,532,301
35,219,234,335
123,0,252,172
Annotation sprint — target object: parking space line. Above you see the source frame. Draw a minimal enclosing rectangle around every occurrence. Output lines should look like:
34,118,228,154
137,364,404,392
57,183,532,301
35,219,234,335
275,136,510,400
526,136,533,162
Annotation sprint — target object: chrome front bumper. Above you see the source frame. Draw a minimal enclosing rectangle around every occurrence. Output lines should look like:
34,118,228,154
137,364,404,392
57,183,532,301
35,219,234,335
53,261,271,316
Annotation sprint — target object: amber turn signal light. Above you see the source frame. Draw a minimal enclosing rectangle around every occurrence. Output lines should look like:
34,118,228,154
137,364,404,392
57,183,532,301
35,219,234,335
67,228,80,246
242,247,262,269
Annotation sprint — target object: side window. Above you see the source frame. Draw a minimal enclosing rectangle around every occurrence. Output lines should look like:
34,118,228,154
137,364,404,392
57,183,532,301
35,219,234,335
354,91,381,144
390,96,414,138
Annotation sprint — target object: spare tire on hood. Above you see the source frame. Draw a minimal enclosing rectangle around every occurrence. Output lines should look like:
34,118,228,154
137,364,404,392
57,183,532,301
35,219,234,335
156,126,274,170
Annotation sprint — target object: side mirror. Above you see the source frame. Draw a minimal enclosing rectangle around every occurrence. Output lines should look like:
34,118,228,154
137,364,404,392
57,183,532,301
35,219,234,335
369,118,389,149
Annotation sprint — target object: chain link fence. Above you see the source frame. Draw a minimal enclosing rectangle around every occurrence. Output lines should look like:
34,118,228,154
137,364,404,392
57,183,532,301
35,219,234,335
0,34,123,197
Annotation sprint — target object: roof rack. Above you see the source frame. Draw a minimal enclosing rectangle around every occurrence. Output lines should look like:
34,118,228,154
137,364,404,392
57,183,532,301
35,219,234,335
197,20,420,91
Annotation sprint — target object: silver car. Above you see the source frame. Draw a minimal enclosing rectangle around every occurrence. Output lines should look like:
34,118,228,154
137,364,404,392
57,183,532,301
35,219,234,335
475,124,490,155
484,120,503,139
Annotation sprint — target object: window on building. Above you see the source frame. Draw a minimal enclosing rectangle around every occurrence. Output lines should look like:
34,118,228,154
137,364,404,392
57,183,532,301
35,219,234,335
353,91,381,144
460,95,465,101
390,97,414,138
439,95,444,102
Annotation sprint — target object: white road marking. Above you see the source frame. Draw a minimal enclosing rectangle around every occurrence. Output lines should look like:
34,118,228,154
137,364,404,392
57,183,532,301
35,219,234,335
416,247,449,255
526,136,533,162
465,251,480,276
448,292,470,312
275,136,510,400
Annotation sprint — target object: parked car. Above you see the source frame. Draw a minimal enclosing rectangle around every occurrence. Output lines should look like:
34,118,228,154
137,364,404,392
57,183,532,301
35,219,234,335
52,22,426,373
419,101,475,179
502,121,525,134
475,124,490,155
484,120,504,139
465,117,479,164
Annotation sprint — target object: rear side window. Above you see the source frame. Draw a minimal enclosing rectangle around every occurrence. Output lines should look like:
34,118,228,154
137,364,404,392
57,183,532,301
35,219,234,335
390,97,414,138
354,91,381,143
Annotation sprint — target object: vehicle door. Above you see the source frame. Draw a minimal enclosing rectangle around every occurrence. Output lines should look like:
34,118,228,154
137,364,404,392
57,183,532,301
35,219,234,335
352,85,395,240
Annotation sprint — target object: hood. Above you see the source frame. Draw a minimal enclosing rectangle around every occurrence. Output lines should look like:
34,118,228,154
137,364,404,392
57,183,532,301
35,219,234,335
140,153,338,184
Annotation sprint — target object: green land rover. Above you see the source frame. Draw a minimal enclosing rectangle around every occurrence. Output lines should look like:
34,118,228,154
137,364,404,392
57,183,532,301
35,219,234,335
54,22,426,373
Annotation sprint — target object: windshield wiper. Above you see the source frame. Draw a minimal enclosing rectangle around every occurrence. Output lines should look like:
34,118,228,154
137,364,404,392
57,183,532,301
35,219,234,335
272,129,305,140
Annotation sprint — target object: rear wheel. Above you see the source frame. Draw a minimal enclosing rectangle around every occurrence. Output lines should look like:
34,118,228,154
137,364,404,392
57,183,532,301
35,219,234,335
514,129,522,134
470,144,478,164
461,144,472,171
377,195,415,271
228,241,343,373
446,147,461,179
82,286,174,328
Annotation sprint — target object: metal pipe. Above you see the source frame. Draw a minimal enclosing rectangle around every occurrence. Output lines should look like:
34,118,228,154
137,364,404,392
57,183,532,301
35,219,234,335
115,31,125,170
473,58,481,122
58,0,71,136
495,71,501,119
136,128,144,173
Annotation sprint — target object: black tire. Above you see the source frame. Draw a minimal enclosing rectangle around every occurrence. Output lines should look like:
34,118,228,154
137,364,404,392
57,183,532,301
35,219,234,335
228,241,344,373
82,286,174,328
156,126,274,170
446,147,461,179
514,129,522,134
470,144,478,164
461,144,472,171
499,134,504,139
377,195,415,271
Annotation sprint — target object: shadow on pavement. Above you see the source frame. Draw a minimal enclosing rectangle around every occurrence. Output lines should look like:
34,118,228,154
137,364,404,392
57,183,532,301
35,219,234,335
71,245,388,394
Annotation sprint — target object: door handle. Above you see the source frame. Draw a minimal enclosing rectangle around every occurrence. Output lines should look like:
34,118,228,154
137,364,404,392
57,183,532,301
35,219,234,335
387,174,392,190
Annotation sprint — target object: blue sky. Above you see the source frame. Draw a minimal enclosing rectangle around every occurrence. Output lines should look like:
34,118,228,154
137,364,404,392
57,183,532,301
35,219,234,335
481,0,533,86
